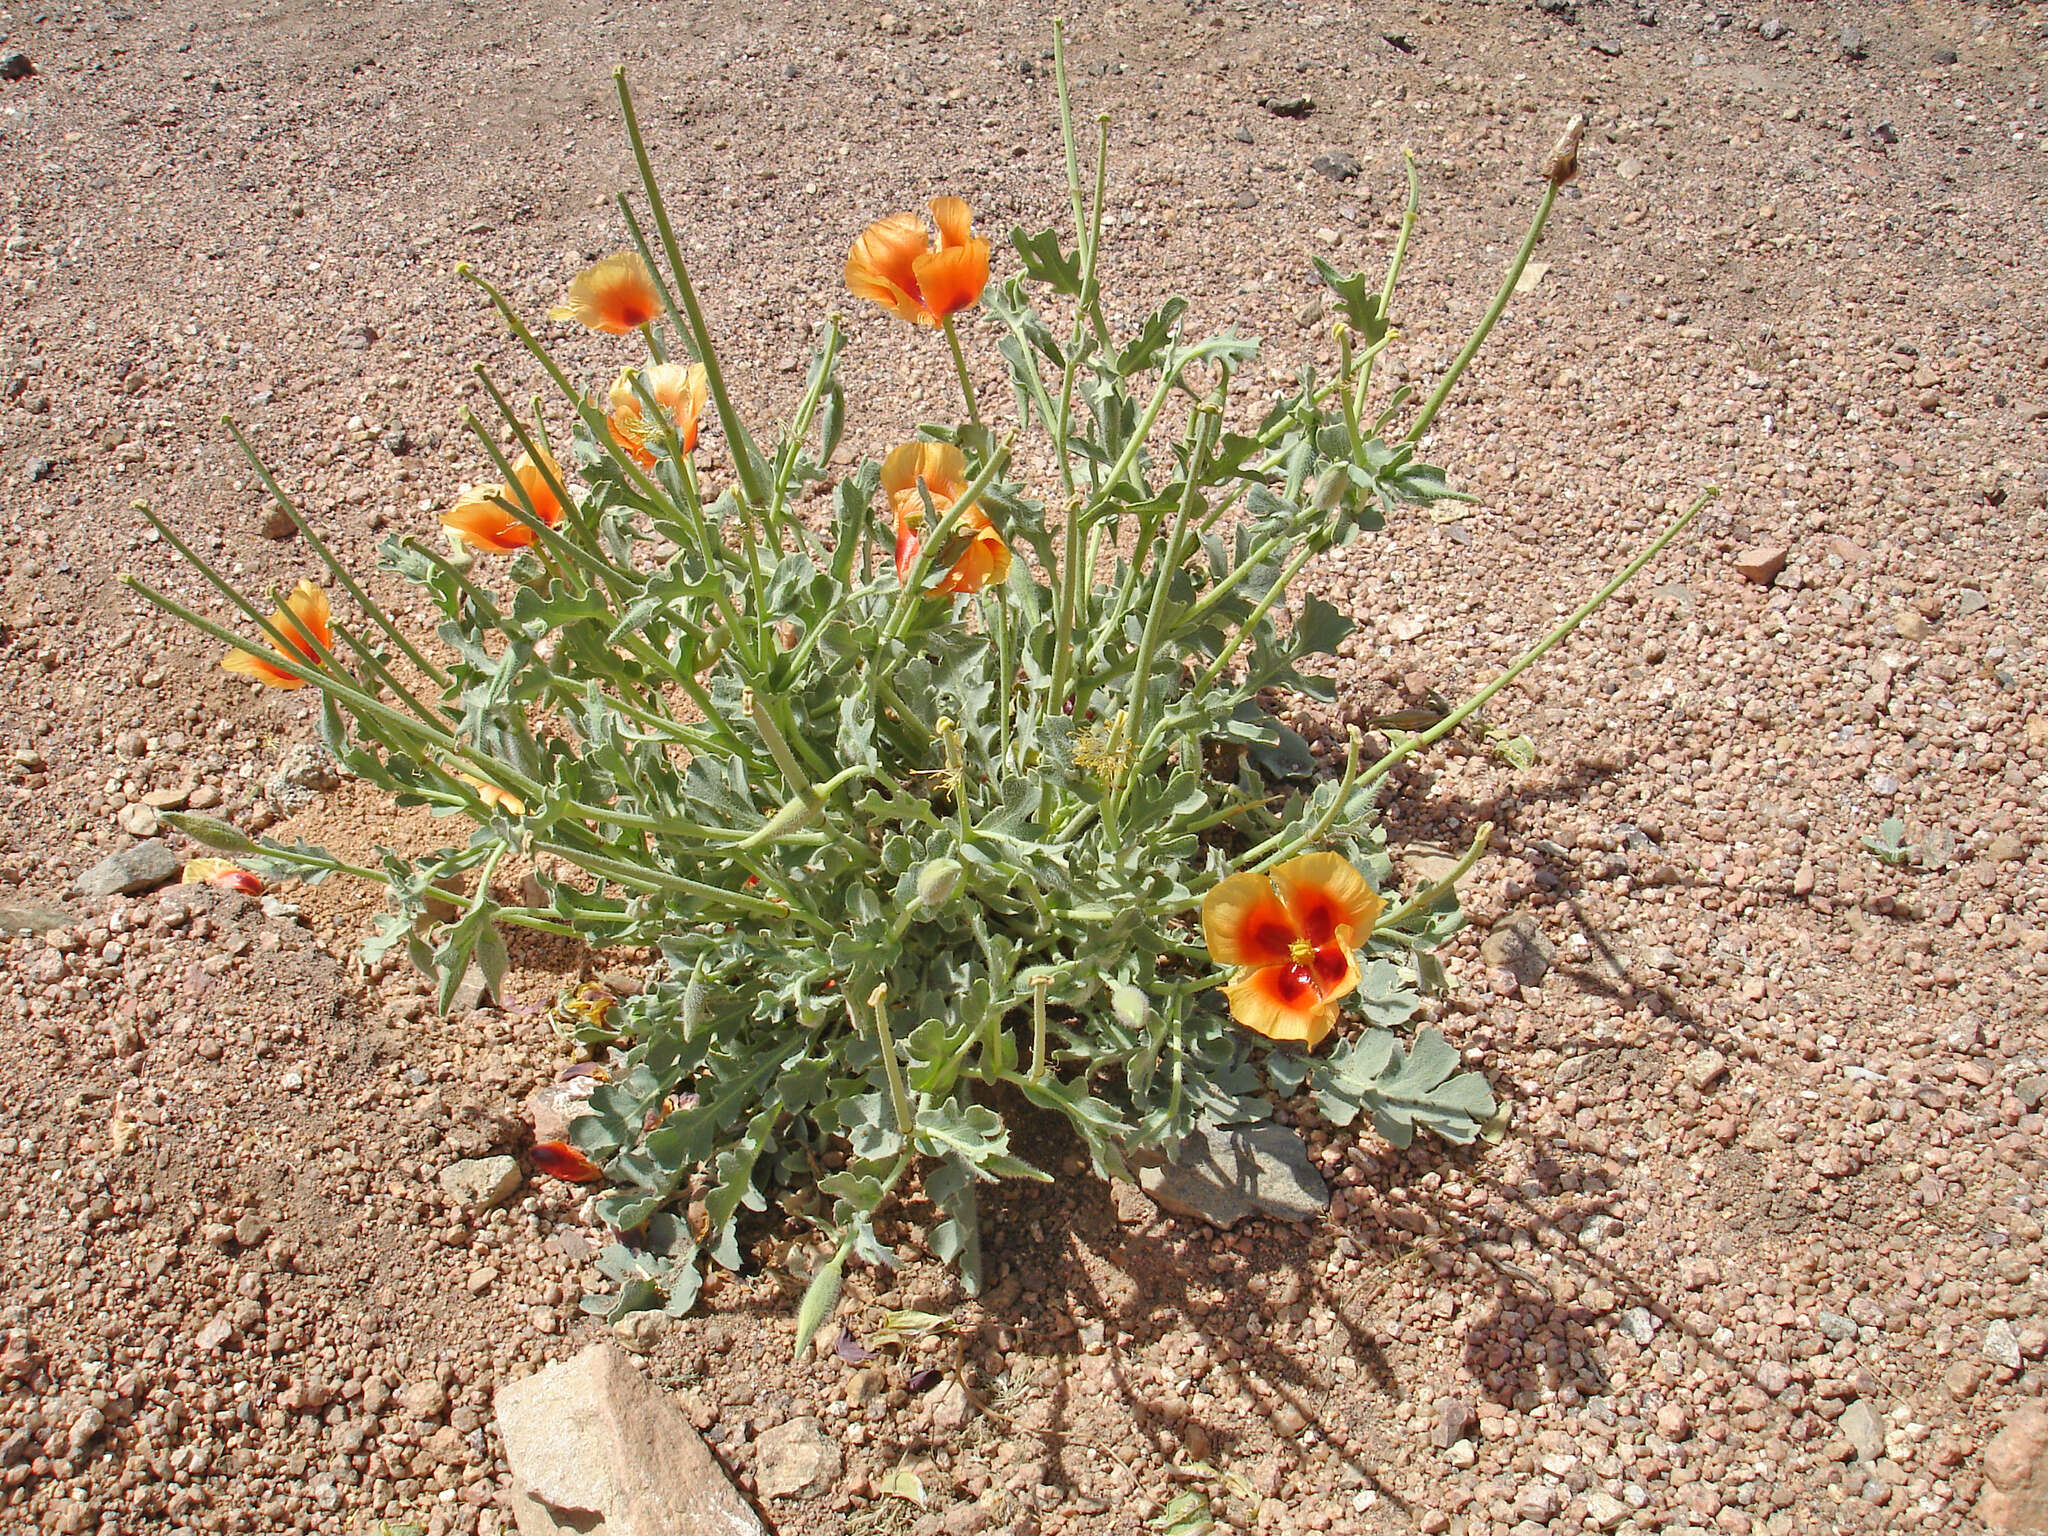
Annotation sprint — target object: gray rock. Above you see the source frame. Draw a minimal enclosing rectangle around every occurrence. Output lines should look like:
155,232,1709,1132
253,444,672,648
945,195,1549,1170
439,1156,521,1214
1138,1120,1329,1228
1817,1311,1859,1342
264,743,341,814
495,1343,766,1536
75,841,181,899
1837,24,1866,58
1616,1307,1659,1344
1932,46,1958,65
24,455,53,482
1479,912,1554,986
753,1416,841,1500
1311,151,1361,182
0,903,73,935
1984,1318,2023,1370
1840,1399,1884,1461
1758,16,1786,40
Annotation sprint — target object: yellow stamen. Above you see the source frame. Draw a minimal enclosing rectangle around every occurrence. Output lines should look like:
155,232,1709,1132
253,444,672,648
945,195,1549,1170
1288,938,1314,964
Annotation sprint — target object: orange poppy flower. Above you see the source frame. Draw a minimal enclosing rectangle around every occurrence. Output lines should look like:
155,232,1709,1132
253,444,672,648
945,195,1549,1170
1201,853,1384,1048
440,450,567,554
220,579,331,690
182,858,263,896
606,362,708,468
549,252,663,335
845,197,991,327
881,441,1010,596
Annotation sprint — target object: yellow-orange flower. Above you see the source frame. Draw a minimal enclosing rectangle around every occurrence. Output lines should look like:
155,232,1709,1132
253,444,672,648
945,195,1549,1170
846,197,991,327
1201,853,1384,1048
448,764,525,817
182,858,263,895
549,252,663,335
440,450,567,554
220,579,331,690
881,441,1010,596
606,362,708,468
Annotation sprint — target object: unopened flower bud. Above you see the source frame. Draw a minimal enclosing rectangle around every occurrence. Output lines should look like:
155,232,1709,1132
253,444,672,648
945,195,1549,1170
1543,115,1585,187
914,858,963,911
1313,465,1350,513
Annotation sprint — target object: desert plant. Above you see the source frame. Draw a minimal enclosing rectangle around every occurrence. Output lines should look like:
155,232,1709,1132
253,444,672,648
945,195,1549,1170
127,36,1705,1333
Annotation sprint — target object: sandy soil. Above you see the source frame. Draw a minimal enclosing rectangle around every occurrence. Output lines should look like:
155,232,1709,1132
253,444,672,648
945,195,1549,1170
1,1,2045,1534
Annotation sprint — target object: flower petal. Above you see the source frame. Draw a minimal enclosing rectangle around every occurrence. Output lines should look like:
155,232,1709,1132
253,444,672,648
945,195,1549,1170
1307,929,1360,1004
529,1141,603,1183
1224,964,1340,1048
441,487,534,554
551,252,663,335
1202,872,1300,968
509,449,567,529
911,240,990,319
929,195,974,250
220,579,331,688
1271,852,1383,947
846,212,936,325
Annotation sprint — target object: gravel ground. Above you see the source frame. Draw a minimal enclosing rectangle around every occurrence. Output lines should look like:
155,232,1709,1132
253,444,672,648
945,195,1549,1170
2,1,2045,1534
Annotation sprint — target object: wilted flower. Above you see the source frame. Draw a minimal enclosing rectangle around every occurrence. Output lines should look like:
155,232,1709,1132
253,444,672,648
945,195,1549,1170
881,441,1010,596
1201,853,1384,1048
530,1140,604,1182
845,197,991,327
440,450,567,554
181,857,263,896
607,362,708,468
549,252,663,335
220,579,331,690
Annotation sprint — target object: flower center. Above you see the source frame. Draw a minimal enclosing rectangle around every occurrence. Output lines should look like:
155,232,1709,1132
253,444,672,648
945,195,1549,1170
1288,938,1314,964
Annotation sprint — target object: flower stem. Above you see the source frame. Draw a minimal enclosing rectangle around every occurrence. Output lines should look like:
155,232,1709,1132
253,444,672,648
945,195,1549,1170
1358,490,1716,791
1029,974,1050,1083
1376,822,1494,933
1405,169,1558,446
941,315,980,427
613,70,769,510
864,984,919,1140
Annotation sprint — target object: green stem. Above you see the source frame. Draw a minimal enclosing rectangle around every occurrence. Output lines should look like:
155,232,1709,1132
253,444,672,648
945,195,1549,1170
1376,823,1493,933
219,425,453,691
941,315,980,427
1352,151,1420,422
1360,490,1716,790
613,70,769,510
1239,726,1365,872
1405,174,1559,446
863,984,919,1139
1029,974,1050,1083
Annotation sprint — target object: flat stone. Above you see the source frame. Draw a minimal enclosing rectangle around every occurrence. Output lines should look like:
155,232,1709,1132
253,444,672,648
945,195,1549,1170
74,841,182,899
1840,1399,1884,1462
1685,1049,1730,1091
1894,608,1932,641
496,1343,767,1536
116,802,161,837
1138,1120,1329,1229
0,903,73,935
438,1155,520,1214
753,1416,841,1501
1479,912,1555,986
1732,545,1789,585
1980,1407,2048,1533
1584,1490,1630,1531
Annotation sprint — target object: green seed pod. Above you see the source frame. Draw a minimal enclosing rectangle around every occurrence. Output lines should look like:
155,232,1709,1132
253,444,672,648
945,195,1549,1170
1312,464,1349,512
792,1251,845,1360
